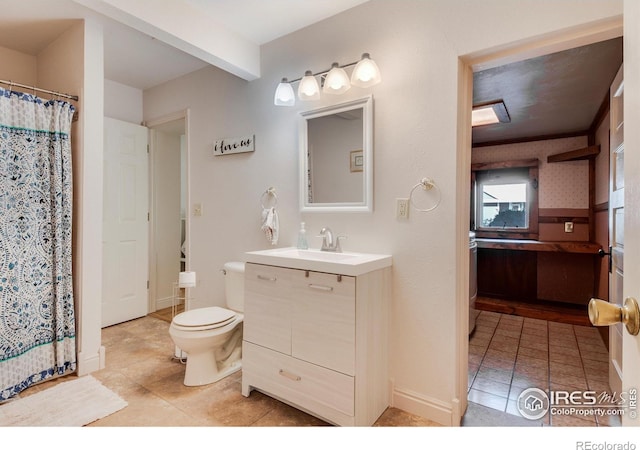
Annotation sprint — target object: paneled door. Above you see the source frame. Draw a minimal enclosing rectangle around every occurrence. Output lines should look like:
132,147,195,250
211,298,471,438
102,117,149,327
607,65,624,395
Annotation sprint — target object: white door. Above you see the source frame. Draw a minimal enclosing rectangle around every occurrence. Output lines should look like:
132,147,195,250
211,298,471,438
608,64,624,395
102,117,149,327
621,51,640,425
593,62,640,426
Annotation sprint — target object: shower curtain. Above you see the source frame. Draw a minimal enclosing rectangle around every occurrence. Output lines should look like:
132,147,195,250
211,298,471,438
0,87,76,401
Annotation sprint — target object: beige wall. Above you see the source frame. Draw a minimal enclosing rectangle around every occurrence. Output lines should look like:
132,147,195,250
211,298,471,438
0,46,37,84
472,136,590,209
151,129,183,307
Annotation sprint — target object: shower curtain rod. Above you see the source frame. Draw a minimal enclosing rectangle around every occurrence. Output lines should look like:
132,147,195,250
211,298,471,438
0,79,79,101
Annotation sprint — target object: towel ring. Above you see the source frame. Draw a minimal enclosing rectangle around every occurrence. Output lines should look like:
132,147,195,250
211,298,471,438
409,178,442,212
260,187,278,209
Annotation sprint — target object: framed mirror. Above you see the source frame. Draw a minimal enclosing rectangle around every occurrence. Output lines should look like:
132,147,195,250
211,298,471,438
299,95,373,212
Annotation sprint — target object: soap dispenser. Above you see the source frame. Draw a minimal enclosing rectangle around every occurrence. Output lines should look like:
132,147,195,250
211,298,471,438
297,222,308,250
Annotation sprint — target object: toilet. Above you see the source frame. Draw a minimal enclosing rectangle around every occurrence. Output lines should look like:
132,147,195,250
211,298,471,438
169,261,245,386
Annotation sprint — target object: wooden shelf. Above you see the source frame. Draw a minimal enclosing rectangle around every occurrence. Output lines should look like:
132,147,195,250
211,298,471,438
547,145,600,163
476,238,602,254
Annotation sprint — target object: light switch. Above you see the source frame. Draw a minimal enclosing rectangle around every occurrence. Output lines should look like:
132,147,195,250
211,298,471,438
194,203,203,217
564,222,573,233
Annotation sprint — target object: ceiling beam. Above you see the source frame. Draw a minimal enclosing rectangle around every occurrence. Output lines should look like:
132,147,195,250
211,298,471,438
73,0,261,81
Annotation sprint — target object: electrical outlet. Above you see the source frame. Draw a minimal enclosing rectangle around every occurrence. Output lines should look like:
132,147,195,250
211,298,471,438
564,221,574,233
396,198,409,219
193,203,203,217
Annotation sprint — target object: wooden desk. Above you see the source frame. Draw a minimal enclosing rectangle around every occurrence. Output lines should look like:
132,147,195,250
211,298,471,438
475,239,603,306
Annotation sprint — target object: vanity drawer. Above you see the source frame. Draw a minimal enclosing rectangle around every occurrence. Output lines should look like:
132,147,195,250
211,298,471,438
243,341,354,417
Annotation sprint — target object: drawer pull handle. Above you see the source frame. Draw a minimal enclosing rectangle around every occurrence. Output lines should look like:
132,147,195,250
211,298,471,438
279,369,301,381
257,275,277,282
308,284,333,292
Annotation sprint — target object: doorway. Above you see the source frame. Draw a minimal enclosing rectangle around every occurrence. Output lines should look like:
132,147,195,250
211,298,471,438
146,111,190,316
457,20,624,427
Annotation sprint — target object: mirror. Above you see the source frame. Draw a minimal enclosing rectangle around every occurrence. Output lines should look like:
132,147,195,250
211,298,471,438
299,95,373,212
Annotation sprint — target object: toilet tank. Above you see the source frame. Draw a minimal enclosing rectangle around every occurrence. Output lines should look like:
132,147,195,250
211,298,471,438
224,262,245,312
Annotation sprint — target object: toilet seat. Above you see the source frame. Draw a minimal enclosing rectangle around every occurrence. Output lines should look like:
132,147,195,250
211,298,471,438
171,306,237,332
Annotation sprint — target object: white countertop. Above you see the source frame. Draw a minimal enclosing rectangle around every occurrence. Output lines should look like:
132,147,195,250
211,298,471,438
245,247,392,276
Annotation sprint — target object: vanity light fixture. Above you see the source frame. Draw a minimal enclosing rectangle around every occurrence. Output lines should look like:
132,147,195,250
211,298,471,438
274,53,381,106
351,53,381,87
472,100,510,127
298,70,321,100
274,77,295,106
323,63,351,95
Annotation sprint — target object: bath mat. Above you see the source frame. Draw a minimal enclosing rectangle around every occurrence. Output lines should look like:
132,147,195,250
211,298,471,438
0,375,127,426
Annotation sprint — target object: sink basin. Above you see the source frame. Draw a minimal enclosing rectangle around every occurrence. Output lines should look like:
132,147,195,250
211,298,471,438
245,247,392,276
270,248,360,262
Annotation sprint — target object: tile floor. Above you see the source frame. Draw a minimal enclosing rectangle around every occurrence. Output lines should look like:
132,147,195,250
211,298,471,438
9,309,618,427
87,314,440,427
468,310,620,426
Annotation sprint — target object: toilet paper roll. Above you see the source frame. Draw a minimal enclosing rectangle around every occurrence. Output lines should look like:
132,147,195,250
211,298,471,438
178,271,196,288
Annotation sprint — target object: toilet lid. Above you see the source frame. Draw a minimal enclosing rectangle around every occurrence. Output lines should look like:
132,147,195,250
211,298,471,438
173,306,236,329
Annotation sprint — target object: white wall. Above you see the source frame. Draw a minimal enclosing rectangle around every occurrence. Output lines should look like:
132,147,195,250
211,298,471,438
104,79,143,124
143,0,623,425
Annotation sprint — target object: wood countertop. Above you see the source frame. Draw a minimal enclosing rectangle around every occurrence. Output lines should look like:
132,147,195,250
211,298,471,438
475,238,602,254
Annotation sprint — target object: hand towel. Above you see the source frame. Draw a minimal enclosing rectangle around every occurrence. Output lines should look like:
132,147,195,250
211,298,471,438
261,207,279,245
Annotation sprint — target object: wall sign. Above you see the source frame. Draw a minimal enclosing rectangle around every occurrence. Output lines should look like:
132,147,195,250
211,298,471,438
213,135,255,156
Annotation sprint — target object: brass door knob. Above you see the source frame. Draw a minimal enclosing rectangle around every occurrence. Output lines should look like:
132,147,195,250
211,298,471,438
588,297,640,336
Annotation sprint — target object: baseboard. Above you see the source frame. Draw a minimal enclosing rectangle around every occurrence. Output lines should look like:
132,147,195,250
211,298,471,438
76,345,106,375
155,295,178,311
391,384,454,426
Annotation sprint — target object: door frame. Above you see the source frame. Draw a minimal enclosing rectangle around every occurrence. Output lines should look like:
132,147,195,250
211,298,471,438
145,109,191,313
454,17,624,425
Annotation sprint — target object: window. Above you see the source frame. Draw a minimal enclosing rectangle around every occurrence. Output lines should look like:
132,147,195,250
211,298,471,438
471,159,539,239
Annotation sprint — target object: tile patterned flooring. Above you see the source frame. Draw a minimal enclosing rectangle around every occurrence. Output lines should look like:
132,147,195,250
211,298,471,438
88,314,440,427
468,310,620,426
9,309,618,427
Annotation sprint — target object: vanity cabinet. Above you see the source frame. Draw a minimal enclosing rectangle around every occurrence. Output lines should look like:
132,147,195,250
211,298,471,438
241,262,390,426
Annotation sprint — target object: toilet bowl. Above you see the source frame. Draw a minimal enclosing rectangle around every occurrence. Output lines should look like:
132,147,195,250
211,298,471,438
169,262,245,386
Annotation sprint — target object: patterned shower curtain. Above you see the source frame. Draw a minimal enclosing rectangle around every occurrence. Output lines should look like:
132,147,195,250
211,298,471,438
0,87,76,401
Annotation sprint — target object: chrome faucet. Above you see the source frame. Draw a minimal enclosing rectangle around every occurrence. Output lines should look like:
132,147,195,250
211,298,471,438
318,227,345,252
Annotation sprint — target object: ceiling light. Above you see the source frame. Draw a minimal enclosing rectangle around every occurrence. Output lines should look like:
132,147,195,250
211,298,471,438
273,54,381,106
274,78,295,106
472,100,510,127
298,70,320,101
